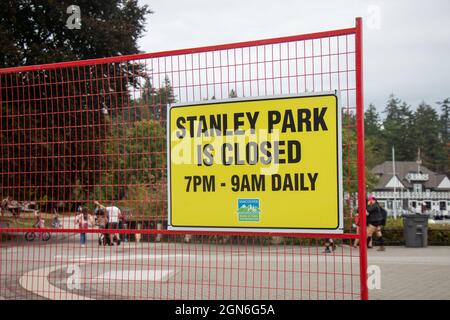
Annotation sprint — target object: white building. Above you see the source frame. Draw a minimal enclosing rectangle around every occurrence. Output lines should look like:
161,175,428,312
371,161,450,218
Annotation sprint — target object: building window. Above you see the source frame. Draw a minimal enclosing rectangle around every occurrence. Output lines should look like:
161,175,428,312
387,201,393,209
440,201,447,211
413,184,422,192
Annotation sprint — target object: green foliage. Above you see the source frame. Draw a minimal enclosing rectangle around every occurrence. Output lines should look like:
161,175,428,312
92,119,166,205
121,186,166,219
364,94,450,176
72,179,86,202
364,104,386,169
137,76,175,122
382,94,416,161
365,104,382,138
123,119,166,182
229,89,238,98
381,229,450,246
0,1,152,208
379,217,450,245
437,98,450,175
412,102,447,172
365,137,386,170
0,1,152,67
342,112,378,193
437,98,450,143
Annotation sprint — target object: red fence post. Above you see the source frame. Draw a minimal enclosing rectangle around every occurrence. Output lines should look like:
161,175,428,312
355,17,369,300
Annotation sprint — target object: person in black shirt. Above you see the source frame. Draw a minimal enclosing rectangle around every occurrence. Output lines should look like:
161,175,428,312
366,195,386,251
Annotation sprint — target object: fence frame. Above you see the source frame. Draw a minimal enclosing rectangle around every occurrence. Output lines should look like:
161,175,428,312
0,17,368,300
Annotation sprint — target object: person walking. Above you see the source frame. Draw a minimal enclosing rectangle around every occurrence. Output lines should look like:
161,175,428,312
366,195,386,251
94,208,110,246
94,201,121,246
323,238,336,253
75,208,90,247
369,203,388,249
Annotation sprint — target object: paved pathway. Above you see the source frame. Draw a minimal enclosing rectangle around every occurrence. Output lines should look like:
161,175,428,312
368,246,450,300
1,231,450,300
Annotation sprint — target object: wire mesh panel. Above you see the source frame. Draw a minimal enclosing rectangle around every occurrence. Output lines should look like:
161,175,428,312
0,19,366,300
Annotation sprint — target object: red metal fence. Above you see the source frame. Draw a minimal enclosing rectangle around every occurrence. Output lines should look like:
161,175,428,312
0,18,367,300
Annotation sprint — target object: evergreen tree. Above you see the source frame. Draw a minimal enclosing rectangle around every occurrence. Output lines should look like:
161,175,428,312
364,104,386,168
342,112,378,193
229,89,237,98
412,102,446,172
365,104,381,138
138,76,175,123
437,98,450,175
382,94,416,161
437,98,450,143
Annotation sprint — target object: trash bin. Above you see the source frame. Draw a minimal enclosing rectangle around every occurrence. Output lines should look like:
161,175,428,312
403,214,429,248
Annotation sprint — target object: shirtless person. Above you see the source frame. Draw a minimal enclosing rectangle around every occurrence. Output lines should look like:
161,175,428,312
94,201,121,246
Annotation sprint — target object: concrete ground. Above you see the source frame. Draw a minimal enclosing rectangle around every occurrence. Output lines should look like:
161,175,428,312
368,246,450,300
1,229,449,300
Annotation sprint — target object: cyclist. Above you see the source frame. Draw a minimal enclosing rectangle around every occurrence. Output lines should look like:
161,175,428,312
33,210,45,228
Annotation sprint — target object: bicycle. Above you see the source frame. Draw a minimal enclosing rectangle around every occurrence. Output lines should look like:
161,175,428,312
25,217,51,242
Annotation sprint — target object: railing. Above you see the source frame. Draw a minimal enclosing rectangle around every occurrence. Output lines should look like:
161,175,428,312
385,208,449,217
372,191,450,200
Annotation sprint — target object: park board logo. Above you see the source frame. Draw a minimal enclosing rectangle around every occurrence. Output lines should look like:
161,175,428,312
237,199,260,222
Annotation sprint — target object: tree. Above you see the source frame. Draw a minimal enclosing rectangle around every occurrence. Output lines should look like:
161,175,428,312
229,89,237,98
365,137,386,170
437,98,450,143
438,98,450,175
342,112,378,193
364,104,386,168
0,1,152,208
365,104,381,138
137,76,175,123
412,102,447,173
94,120,166,204
0,1,152,67
382,94,415,161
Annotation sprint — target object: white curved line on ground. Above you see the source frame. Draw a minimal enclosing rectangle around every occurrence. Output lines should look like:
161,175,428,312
19,265,93,300
19,254,187,300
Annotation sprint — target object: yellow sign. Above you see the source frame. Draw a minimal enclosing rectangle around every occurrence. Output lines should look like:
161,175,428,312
167,93,343,233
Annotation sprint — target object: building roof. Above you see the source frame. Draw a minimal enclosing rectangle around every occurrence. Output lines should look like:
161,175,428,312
373,173,411,190
372,161,433,177
371,161,449,191
433,175,450,190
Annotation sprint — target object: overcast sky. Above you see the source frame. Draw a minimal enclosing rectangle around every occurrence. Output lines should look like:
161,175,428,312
137,0,450,114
